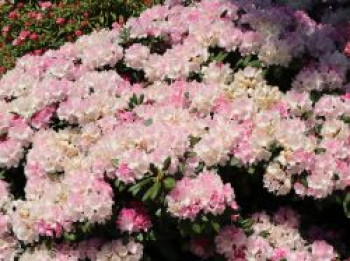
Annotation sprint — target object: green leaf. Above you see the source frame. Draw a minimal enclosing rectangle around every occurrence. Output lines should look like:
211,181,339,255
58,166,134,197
189,136,201,147
142,182,161,201
0,171,5,180
148,230,156,241
230,157,241,167
248,60,262,68
300,177,308,188
114,180,126,192
149,163,158,175
150,182,161,200
138,94,145,104
314,148,326,155
119,26,131,43
343,193,350,218
144,118,153,126
192,223,202,234
136,233,144,241
186,151,197,158
212,52,228,62
211,221,220,232
162,157,171,171
258,230,270,238
163,177,176,190
111,158,119,167
201,216,209,222
341,115,350,124
63,232,76,242
128,178,152,196
81,222,91,233
178,162,185,173
310,91,322,103
247,166,255,174
236,55,252,68
155,208,162,217
99,15,105,25
314,124,322,135
239,218,254,229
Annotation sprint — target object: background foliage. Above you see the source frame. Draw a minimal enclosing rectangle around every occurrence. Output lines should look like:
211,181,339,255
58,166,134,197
0,0,162,76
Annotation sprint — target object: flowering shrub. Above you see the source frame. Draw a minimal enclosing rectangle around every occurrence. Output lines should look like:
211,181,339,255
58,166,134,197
0,0,160,76
0,0,350,260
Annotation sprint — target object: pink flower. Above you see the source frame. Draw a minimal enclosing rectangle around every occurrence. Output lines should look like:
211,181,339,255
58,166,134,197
56,17,66,25
167,171,236,220
271,247,289,261
35,220,63,238
116,203,152,233
0,214,9,236
311,241,337,260
215,226,248,260
30,105,56,129
116,163,137,184
117,111,136,123
344,42,350,57
39,1,53,10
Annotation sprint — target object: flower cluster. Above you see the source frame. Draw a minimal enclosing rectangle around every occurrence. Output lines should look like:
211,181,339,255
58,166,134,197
18,239,143,261
167,171,235,220
215,208,338,261
117,202,152,234
0,0,349,259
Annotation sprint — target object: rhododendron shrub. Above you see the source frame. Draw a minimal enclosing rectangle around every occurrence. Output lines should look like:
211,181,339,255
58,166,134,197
0,0,349,260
